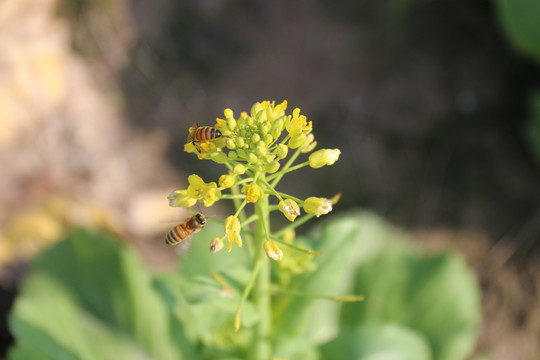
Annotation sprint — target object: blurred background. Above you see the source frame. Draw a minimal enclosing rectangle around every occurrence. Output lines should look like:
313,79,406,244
1,0,539,358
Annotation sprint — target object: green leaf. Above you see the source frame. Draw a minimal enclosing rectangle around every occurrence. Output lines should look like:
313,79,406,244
340,251,481,360
273,211,411,344
8,229,197,360
495,0,540,63
319,323,432,360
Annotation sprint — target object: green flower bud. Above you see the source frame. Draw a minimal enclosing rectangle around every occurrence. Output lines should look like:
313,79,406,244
251,102,264,118
264,134,273,145
248,153,259,163
254,109,267,122
227,117,237,131
210,151,228,164
224,108,234,118
288,134,307,149
236,149,246,158
226,138,236,149
234,164,246,175
228,151,238,160
265,161,280,174
276,144,288,159
260,122,270,136
235,137,245,148
252,133,261,143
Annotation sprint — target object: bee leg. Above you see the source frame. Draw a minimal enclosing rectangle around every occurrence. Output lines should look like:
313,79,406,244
192,141,202,153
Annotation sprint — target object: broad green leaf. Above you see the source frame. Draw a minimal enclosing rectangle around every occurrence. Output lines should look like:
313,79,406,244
273,211,411,344
319,323,432,360
8,229,196,360
341,251,481,360
495,0,540,63
153,271,259,353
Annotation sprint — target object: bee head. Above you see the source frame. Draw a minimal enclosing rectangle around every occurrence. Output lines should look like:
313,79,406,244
196,213,207,226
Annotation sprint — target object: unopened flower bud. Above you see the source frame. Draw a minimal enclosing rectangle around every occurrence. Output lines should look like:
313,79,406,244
288,134,307,149
251,102,264,118
210,151,228,164
265,161,280,174
279,199,300,221
309,149,341,168
242,183,264,203
276,144,288,159
226,138,236,149
264,240,283,261
303,197,332,217
219,174,235,189
282,228,296,243
209,237,224,253
233,164,246,175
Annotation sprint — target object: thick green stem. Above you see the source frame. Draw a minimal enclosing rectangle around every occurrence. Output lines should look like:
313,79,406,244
250,179,272,360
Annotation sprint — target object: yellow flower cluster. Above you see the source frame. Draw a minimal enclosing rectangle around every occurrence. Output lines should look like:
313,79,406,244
168,100,342,260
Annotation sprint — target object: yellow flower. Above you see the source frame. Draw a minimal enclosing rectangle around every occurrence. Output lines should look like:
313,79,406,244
168,189,197,207
186,174,207,198
279,199,300,221
219,174,235,189
224,215,242,251
264,240,283,261
303,197,333,217
242,183,264,203
308,149,341,168
202,185,221,207
286,108,312,137
185,175,222,206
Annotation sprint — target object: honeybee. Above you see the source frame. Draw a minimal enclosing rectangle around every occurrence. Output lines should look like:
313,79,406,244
165,213,207,246
187,123,223,152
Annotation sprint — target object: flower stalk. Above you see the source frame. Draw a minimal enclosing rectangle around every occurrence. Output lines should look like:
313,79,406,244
167,100,341,359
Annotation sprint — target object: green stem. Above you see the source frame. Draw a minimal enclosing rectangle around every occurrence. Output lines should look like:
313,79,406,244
267,161,310,182
250,178,272,360
269,148,302,187
276,192,303,204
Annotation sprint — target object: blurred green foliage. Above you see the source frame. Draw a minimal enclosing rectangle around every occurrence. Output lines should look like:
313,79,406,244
495,0,540,167
8,212,481,360
495,0,540,63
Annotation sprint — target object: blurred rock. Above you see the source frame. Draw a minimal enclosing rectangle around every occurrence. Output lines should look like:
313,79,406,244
0,0,182,266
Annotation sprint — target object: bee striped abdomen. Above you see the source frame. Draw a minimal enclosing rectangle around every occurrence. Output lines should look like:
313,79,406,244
165,213,207,246
195,126,222,141
165,224,190,245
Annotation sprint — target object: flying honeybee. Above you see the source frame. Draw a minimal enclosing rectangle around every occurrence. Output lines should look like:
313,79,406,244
165,213,207,246
187,123,223,152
